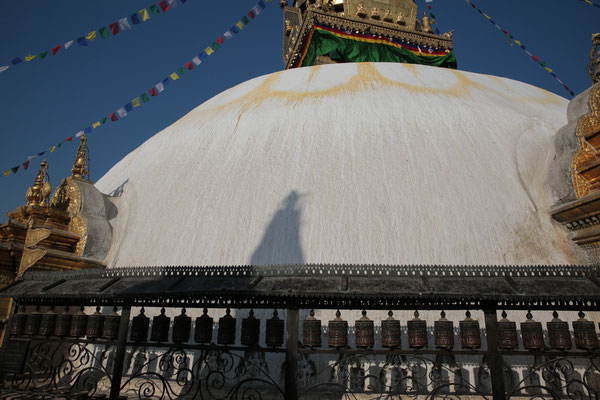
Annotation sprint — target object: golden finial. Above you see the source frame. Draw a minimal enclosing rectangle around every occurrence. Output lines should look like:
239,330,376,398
25,159,52,207
590,33,600,85
71,133,89,180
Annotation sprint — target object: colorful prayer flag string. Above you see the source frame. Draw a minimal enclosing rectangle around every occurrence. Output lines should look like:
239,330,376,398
0,0,190,75
465,0,575,97
577,0,600,8
424,0,441,35
3,0,271,178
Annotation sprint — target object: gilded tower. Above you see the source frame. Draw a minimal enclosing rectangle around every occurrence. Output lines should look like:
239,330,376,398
281,0,455,69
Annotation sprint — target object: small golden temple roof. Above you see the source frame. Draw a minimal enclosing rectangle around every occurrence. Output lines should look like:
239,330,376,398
71,133,89,180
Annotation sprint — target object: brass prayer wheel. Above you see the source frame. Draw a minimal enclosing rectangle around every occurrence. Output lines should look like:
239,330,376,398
194,308,213,344
86,306,105,340
69,306,87,338
172,308,191,343
573,311,599,350
39,306,57,337
328,310,348,348
130,307,150,342
547,311,572,350
407,311,428,349
151,307,171,342
381,310,401,349
302,309,321,348
241,309,260,347
355,310,374,348
10,306,27,337
520,311,544,351
498,311,518,350
434,311,454,350
217,308,236,345
54,306,72,337
24,306,42,336
460,311,481,349
266,309,284,348
102,307,120,341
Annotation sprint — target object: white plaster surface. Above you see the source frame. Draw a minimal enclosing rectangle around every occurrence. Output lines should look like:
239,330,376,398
95,62,588,267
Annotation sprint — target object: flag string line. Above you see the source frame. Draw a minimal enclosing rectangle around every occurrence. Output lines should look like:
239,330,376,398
2,0,271,178
464,0,575,98
0,0,191,75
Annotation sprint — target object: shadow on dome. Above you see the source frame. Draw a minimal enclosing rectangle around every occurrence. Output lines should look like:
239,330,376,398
249,190,305,266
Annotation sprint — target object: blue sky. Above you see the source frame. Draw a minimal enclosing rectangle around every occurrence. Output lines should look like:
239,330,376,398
0,0,597,216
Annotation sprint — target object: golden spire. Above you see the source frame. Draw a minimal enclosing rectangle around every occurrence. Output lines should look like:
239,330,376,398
590,33,600,85
25,159,52,207
71,133,89,180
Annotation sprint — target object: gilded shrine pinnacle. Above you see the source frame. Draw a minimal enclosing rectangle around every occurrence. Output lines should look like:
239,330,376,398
25,159,51,207
71,133,89,180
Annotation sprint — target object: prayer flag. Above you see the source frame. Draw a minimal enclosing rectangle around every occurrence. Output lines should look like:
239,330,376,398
116,108,127,118
544,67,553,73
170,72,180,80
37,151,45,157
236,21,244,30
532,56,539,62
132,97,141,107
38,51,48,59
224,31,233,40
77,37,88,46
110,112,118,121
92,121,101,129
570,90,575,97
426,0,433,2
211,42,219,51
168,0,178,7
23,161,30,170
242,16,250,25
52,45,61,55
11,57,23,65
11,166,19,173
141,93,150,103
119,18,132,30
513,40,521,46
162,77,170,85
109,22,120,35
84,127,92,134
259,0,266,9
417,46,422,54
58,142,64,148
159,0,170,12
101,117,107,124
49,146,55,153
150,4,161,14
426,4,431,9
192,56,201,65
131,13,141,24
155,82,164,92
25,54,36,61
217,36,224,45
75,131,83,138
253,5,261,15
205,47,214,55
3,171,9,177
434,27,440,35
27,155,37,161
231,25,240,34
177,66,186,75
65,136,73,142
64,40,74,49
0,66,9,74
185,61,194,70
140,8,150,21
248,10,255,19
125,102,133,111
149,87,158,96
86,31,97,41
99,27,111,39
199,51,208,59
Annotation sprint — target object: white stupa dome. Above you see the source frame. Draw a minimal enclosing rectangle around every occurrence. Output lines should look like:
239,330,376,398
95,62,587,267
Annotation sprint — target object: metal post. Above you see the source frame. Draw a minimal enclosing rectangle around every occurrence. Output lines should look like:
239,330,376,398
285,308,299,399
110,305,131,399
484,305,506,400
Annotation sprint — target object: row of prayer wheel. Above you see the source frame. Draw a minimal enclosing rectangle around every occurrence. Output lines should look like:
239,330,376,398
303,310,600,351
129,308,285,347
10,306,121,341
